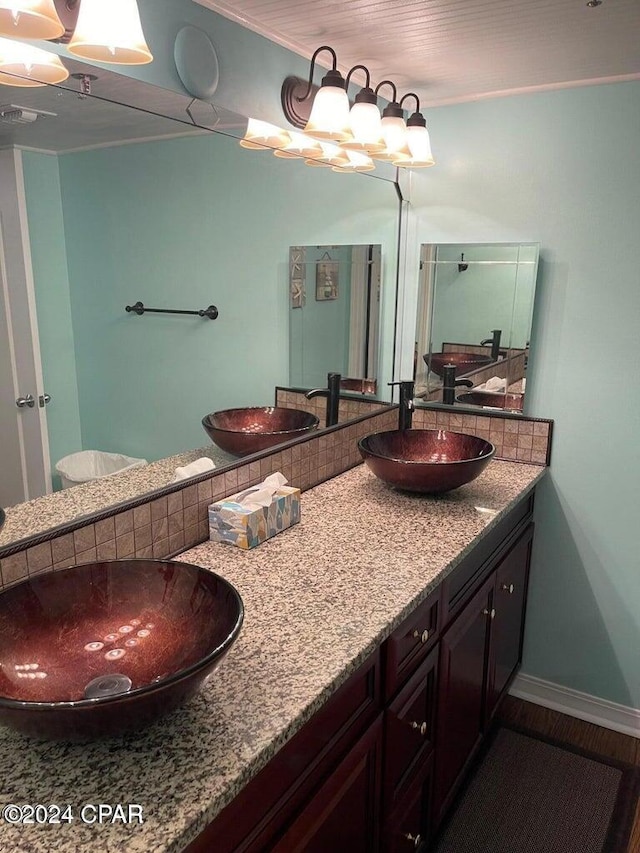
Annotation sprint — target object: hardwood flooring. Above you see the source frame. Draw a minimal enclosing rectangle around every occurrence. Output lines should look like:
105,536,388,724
498,696,640,853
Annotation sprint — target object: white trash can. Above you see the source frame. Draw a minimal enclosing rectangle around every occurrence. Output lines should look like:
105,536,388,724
55,451,147,489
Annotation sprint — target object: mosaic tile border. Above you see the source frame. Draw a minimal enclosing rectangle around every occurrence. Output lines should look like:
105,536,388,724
0,406,398,590
275,386,389,429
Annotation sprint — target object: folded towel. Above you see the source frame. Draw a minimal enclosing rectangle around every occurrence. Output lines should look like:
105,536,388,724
477,376,507,392
172,457,216,482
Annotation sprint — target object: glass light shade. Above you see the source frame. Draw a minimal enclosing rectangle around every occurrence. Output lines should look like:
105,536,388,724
332,150,375,173
342,101,384,153
68,0,153,65
274,131,322,159
371,115,410,162
0,1,63,40
306,141,349,168
0,37,68,86
303,84,351,142
240,119,290,150
406,124,435,165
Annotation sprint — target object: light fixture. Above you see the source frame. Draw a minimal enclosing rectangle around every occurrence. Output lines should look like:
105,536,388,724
369,81,410,163
274,130,323,159
392,93,435,168
0,1,152,67
297,46,351,142
68,0,152,64
240,118,290,150
341,64,384,153
0,1,64,40
0,35,67,86
332,150,375,173
305,142,349,168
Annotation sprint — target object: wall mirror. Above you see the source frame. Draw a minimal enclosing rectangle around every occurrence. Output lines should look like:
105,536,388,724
289,244,381,394
414,243,539,414
0,59,400,550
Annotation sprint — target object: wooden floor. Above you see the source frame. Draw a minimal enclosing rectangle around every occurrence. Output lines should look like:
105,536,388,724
498,696,640,853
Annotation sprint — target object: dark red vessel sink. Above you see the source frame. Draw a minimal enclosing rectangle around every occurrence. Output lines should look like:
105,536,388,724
358,429,495,494
457,391,524,412
0,559,243,740
202,407,319,456
424,352,493,378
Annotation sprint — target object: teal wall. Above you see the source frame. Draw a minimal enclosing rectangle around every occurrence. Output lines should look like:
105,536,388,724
290,246,353,388
21,151,81,489
405,81,640,709
24,131,396,463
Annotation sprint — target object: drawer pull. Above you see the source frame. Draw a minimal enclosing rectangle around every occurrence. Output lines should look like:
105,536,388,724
411,628,430,644
501,583,515,594
483,607,496,620
410,721,428,736
404,832,421,848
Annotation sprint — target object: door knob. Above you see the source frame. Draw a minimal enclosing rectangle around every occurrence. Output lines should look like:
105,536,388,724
411,628,430,643
501,583,515,594
16,394,35,408
38,393,52,407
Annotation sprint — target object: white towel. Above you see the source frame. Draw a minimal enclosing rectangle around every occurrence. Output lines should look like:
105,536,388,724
172,457,216,482
477,376,507,392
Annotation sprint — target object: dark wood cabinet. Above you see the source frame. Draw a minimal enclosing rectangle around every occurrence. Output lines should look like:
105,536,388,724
187,494,536,853
433,575,493,823
271,716,383,853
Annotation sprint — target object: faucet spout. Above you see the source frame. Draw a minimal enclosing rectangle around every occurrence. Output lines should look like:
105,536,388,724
441,365,474,405
480,329,502,361
305,372,341,426
389,380,415,430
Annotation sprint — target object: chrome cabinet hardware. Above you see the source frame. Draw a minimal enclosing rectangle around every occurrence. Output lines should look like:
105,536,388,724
483,607,496,620
411,628,430,643
410,721,428,736
16,394,35,408
501,583,515,594
404,832,421,848
39,393,51,407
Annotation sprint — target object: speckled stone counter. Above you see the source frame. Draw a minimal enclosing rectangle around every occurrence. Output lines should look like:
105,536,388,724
0,460,545,852
0,445,235,550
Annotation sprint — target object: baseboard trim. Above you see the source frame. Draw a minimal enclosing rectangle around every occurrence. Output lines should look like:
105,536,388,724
509,673,640,740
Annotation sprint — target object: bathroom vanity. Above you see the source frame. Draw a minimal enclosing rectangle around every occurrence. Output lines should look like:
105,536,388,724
0,459,544,853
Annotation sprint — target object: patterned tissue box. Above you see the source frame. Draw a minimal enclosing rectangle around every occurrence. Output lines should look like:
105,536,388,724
208,485,301,549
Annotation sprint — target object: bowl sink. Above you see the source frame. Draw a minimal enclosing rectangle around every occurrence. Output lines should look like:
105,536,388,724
202,407,319,456
0,559,243,740
358,429,495,494
424,352,493,378
457,391,524,412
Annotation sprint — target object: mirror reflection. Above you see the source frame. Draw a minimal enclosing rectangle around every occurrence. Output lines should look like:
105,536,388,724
0,62,399,523
414,243,539,413
289,244,381,394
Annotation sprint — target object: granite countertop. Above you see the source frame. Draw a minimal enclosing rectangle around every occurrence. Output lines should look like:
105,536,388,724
0,460,545,852
0,445,236,551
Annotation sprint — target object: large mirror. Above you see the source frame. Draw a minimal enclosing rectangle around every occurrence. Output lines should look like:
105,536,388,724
0,60,400,546
289,244,381,394
414,243,539,413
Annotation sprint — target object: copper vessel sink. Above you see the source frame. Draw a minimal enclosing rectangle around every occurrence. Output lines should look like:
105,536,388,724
202,407,319,456
358,429,495,494
424,352,493,378
457,391,524,412
340,377,377,395
0,559,243,740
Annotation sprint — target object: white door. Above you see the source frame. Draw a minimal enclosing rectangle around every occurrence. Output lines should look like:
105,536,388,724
0,147,51,507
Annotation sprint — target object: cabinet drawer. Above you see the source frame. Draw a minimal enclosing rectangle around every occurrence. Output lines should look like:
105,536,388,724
383,752,433,853
384,586,440,698
384,646,438,810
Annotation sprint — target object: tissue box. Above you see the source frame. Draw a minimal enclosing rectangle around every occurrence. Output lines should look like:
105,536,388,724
208,485,300,549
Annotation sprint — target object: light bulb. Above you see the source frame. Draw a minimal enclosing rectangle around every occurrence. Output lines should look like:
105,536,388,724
240,119,290,150
0,1,64,40
332,150,375,173
306,142,349,168
274,131,323,159
303,80,351,142
0,36,68,87
343,100,384,153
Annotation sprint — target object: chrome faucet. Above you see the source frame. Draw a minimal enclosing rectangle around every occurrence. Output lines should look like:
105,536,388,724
305,372,341,427
389,380,415,429
480,329,502,361
442,365,473,405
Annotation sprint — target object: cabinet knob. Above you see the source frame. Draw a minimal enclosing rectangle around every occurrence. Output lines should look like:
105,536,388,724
410,721,428,736
403,832,421,848
483,607,496,620
501,583,515,594
411,628,429,643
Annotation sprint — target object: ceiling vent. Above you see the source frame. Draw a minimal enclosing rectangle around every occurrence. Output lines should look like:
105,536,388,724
0,104,57,124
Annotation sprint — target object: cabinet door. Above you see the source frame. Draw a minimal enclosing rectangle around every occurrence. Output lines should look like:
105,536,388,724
486,523,534,723
271,715,383,853
432,575,494,825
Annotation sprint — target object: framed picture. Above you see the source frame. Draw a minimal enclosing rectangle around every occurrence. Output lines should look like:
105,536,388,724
289,246,305,308
316,261,339,301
